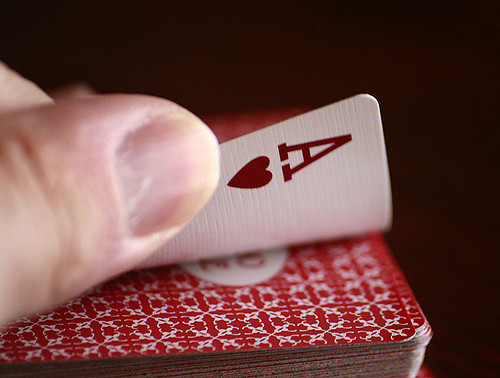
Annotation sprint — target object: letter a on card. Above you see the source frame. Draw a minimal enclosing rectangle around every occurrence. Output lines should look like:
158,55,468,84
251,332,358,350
140,94,392,268
279,135,352,182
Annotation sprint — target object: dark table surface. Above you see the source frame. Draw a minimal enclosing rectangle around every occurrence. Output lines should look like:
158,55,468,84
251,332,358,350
1,2,498,376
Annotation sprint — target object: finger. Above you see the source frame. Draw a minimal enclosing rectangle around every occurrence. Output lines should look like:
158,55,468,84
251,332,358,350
47,82,97,101
0,60,53,112
0,94,220,324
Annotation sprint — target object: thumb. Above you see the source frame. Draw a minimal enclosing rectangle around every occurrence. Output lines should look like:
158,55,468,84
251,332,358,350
0,95,220,324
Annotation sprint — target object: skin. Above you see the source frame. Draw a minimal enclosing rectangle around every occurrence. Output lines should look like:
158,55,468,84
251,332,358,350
0,61,221,325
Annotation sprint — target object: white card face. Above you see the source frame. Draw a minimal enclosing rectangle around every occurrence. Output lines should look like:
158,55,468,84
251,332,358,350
140,94,392,268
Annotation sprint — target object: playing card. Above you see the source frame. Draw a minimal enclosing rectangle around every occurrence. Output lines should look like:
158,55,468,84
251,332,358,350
141,94,392,267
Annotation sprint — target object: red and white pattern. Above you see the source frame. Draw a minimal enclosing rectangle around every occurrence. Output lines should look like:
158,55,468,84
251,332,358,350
0,235,417,363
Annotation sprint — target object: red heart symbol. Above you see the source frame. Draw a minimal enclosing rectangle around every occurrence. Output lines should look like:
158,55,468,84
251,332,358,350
228,156,273,189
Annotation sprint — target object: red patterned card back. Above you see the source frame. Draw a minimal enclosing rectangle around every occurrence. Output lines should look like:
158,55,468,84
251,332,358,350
0,235,416,363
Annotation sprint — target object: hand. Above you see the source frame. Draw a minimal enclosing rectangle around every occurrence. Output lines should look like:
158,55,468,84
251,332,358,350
0,61,220,324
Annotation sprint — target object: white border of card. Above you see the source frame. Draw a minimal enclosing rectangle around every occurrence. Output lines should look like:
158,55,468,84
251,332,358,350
140,94,392,268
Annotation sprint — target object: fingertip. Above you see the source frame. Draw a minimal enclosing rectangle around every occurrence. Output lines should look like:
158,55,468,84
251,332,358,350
0,60,52,112
116,108,220,257
48,82,97,101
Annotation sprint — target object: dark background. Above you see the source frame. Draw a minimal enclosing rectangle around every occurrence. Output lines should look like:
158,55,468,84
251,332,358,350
1,2,498,376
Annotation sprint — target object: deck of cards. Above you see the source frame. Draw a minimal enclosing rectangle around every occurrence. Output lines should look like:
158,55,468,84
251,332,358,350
0,95,432,376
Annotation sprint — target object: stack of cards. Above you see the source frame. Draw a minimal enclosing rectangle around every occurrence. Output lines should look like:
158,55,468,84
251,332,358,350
0,235,431,376
0,96,432,376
